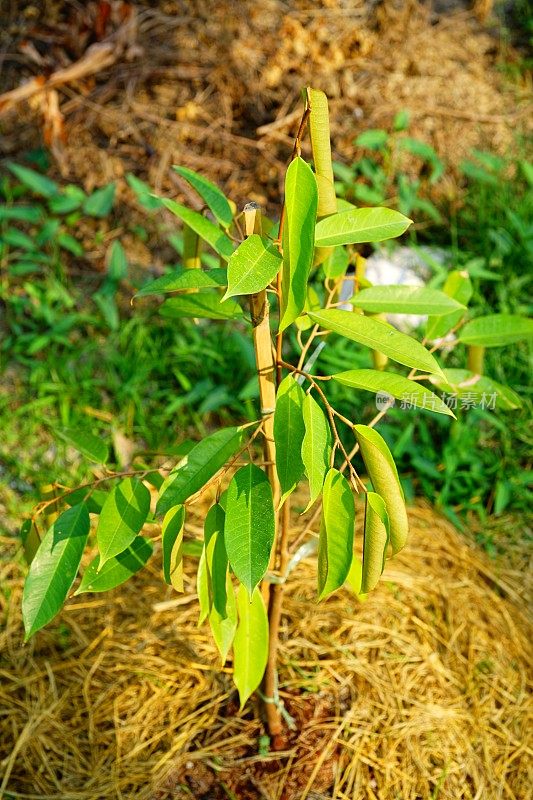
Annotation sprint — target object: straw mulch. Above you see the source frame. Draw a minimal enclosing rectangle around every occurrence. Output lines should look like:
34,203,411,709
1,1,531,212
1,499,531,799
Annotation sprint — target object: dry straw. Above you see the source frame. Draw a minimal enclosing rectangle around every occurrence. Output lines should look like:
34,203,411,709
1,498,531,799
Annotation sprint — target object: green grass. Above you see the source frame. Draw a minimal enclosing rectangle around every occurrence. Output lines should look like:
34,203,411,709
1,136,531,544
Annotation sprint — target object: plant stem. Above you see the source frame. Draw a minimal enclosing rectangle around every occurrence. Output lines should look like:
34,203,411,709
243,204,284,737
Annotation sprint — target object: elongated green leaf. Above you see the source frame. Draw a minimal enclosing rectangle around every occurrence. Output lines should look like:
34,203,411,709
59,428,109,463
301,393,332,510
22,504,90,638
135,268,227,298
20,519,41,566
48,186,87,215
108,240,127,282
83,183,116,217
157,427,243,515
160,293,243,320
428,369,523,411
323,246,349,279
279,157,318,331
126,173,164,211
7,162,58,198
233,585,269,708
66,488,108,515
197,545,211,625
162,505,185,591
209,573,237,663
308,88,337,218
308,309,445,377
351,286,465,316
173,166,233,228
315,207,412,247
0,204,43,223
160,198,233,260
426,270,472,340
75,536,153,594
96,478,151,568
205,504,228,617
317,469,355,600
354,425,408,554
273,375,306,505
458,314,533,347
225,464,275,595
224,235,282,299
361,492,390,593
345,555,363,596
332,369,455,417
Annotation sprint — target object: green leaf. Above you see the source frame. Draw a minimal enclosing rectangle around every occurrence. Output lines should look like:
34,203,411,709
209,573,237,664
96,478,151,567
126,173,164,211
279,157,318,331
426,270,472,341
317,469,355,600
135,267,227,298
355,129,388,150
59,428,109,463
20,519,41,566
22,504,90,639
2,228,36,250
48,186,86,214
0,205,43,223
108,240,127,281
354,425,408,554
301,393,332,510
162,505,185,591
308,309,445,377
345,555,363,596
75,536,153,594
204,504,228,617
224,235,282,299
273,375,306,505
160,293,243,320
83,183,116,217
197,545,211,625
332,369,455,417
233,584,269,708
323,246,349,279
7,163,58,198
66,488,108,515
458,314,533,347
157,427,243,515
428,369,523,411
315,207,412,247
361,492,390,593
225,464,275,595
173,166,233,228
351,285,466,316
160,198,233,260
57,233,84,256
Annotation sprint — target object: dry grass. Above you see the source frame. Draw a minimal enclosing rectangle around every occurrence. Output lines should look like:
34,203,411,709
0,500,531,799
1,1,530,211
